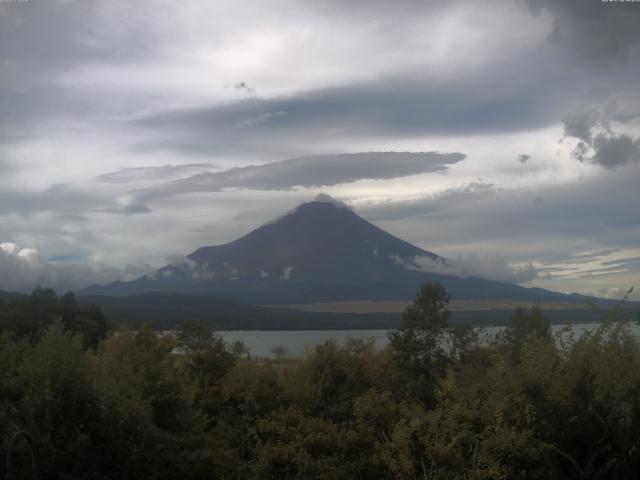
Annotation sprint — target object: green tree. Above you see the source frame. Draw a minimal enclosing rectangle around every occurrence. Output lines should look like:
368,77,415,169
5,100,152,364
449,323,478,363
271,345,288,362
91,324,215,479
388,282,450,405
0,321,101,477
252,408,348,480
175,321,236,421
0,288,108,348
304,338,377,423
504,304,551,357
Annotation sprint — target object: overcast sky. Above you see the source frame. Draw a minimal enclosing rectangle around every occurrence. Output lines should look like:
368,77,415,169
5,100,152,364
1,0,639,299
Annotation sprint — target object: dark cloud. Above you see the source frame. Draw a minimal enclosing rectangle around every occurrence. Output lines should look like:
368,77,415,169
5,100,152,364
0,1,151,63
563,106,640,168
0,0,188,145
139,152,465,199
593,134,640,169
528,0,640,66
2,0,638,165
95,163,218,184
234,81,255,95
0,183,151,218
133,60,584,156
0,184,97,216
563,108,601,145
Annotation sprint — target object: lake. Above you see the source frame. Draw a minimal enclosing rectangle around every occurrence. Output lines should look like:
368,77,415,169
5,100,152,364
219,322,640,359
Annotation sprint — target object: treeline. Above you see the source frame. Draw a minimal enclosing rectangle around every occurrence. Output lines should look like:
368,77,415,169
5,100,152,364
1,285,640,479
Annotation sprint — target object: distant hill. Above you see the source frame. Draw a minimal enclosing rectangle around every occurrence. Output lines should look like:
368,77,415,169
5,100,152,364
79,194,618,306
77,292,636,330
0,290,26,302
2,288,633,331
77,291,399,330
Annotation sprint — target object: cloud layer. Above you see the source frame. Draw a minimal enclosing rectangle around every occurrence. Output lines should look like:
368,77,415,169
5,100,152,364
0,243,151,293
394,253,538,285
140,152,465,198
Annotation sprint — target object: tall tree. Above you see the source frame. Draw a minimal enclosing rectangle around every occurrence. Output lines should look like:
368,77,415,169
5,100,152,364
389,282,450,405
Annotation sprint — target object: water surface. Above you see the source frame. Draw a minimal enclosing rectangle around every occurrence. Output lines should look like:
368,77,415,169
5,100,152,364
219,322,640,359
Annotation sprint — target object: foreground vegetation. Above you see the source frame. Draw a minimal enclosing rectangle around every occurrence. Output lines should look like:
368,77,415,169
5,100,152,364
1,285,639,479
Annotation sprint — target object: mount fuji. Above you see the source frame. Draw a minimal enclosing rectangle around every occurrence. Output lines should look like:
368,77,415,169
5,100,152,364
79,194,584,305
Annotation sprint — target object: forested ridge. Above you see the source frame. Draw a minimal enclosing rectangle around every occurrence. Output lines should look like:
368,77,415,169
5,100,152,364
1,285,640,479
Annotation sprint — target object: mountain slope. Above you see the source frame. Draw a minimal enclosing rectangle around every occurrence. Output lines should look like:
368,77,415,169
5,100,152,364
189,198,437,284
79,195,589,305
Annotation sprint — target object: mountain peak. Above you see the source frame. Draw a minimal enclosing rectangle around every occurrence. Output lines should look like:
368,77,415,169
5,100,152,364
311,193,348,209
80,193,575,306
